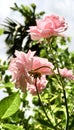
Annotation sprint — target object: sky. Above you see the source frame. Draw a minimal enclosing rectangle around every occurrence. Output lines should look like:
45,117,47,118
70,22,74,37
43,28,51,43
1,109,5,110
0,0,74,99
0,0,74,61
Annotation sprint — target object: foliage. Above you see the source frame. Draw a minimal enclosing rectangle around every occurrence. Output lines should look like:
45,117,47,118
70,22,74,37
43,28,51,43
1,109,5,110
3,3,45,58
0,36,74,130
0,3,74,130
0,28,4,35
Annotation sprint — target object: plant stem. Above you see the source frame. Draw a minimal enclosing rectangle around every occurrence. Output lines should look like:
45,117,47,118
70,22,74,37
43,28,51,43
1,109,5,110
57,77,69,130
48,38,69,130
63,87,69,130
58,74,69,130
35,78,54,128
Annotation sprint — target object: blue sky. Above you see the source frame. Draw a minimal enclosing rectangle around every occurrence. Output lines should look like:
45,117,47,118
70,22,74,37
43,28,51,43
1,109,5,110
0,0,74,61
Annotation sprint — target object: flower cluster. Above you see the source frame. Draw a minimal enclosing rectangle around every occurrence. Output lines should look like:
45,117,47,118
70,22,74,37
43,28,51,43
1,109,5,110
9,50,54,94
9,14,74,95
28,14,68,40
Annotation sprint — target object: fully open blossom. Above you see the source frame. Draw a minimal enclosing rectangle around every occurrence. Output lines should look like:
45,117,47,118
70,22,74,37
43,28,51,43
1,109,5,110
8,50,35,92
9,50,54,94
55,68,74,80
28,14,68,40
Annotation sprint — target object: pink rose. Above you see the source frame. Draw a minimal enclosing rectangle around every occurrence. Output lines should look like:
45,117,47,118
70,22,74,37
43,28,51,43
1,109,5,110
28,15,68,40
32,56,54,75
27,75,48,95
9,50,35,92
55,68,74,80
9,50,54,93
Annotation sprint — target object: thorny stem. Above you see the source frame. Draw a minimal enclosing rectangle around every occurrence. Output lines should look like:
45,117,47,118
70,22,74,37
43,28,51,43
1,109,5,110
48,37,69,130
35,78,55,129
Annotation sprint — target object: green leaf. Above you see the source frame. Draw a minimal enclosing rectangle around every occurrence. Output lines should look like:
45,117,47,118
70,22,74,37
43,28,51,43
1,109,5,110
0,82,14,89
0,28,4,35
1,123,24,130
37,118,54,128
0,92,20,119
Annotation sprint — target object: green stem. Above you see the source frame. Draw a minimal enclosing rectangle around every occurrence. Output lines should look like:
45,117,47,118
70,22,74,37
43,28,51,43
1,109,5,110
48,38,69,130
63,87,69,130
35,78,54,129
58,75,69,130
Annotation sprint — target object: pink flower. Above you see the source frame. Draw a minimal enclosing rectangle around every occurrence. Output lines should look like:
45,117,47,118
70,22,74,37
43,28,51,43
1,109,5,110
9,50,35,92
27,75,48,95
55,68,74,80
32,56,54,75
9,50,54,93
28,14,68,40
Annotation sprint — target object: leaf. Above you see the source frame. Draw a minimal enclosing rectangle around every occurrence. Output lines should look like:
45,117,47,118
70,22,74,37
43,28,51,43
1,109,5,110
0,92,21,119
0,28,4,35
0,82,14,89
37,118,54,128
1,123,24,130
